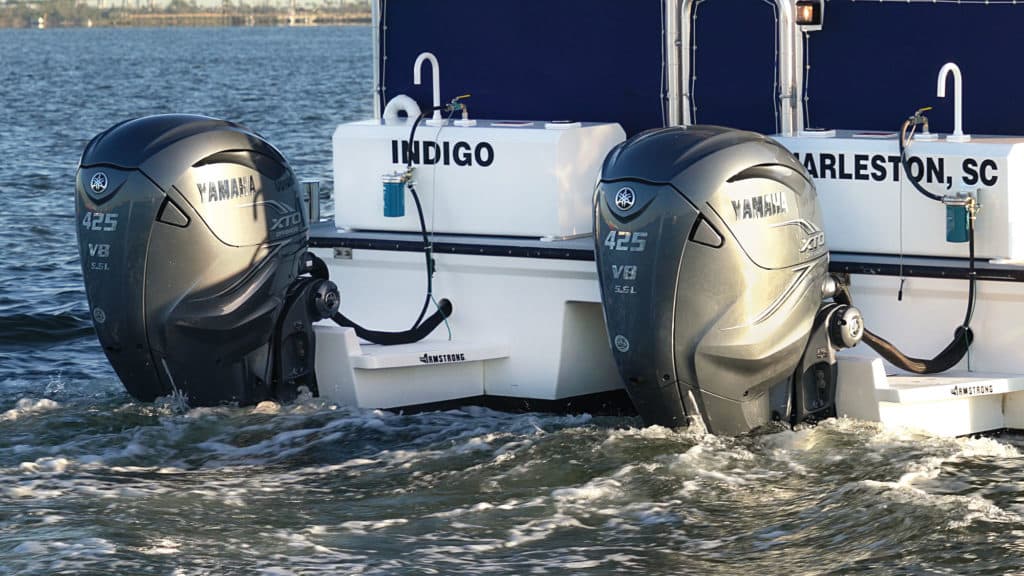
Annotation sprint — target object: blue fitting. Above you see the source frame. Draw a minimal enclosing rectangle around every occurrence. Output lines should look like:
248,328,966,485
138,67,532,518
382,175,406,218
946,204,969,243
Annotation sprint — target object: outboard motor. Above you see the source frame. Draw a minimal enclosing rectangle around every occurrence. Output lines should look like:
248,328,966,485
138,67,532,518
75,115,339,406
595,126,862,434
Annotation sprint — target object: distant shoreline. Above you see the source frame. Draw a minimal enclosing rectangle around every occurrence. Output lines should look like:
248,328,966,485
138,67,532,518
0,9,370,29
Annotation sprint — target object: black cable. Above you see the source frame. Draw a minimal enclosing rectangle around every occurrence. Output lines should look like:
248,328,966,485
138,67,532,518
845,109,978,374
898,116,944,203
407,181,433,329
834,205,978,373
860,326,972,375
834,283,972,374
405,111,425,170
308,252,329,280
964,213,978,328
324,105,455,345
332,300,453,346
403,106,456,329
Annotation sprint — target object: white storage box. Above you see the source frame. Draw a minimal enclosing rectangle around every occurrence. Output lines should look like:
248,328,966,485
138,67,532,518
775,132,1024,260
333,119,626,238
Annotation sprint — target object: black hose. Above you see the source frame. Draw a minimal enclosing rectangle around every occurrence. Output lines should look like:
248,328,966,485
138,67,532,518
899,116,944,202
848,110,977,374
332,299,453,346
963,214,978,327
325,107,454,345
309,252,329,280
859,326,973,375
407,181,433,329
402,108,448,328
835,282,973,375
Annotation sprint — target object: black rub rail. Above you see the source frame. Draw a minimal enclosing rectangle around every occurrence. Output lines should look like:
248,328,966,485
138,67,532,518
309,228,1024,283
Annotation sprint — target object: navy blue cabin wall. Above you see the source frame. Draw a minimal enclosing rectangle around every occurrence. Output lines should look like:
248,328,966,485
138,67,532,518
684,0,779,135
377,0,1024,137
808,2,1024,136
378,0,667,137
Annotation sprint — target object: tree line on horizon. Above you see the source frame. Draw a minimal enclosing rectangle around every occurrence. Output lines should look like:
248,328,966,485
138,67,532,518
0,0,370,28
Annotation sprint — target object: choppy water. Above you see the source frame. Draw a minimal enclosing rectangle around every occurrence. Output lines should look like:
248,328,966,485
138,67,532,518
2,25,1024,576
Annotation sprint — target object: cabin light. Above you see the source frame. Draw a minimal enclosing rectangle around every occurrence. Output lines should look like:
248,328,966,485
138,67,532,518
795,0,823,32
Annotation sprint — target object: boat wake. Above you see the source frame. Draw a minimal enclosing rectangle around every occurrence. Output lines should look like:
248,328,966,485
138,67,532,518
2,389,1024,574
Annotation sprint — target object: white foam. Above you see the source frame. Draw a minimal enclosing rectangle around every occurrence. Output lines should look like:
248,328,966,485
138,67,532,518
758,426,820,452
551,478,622,503
601,424,697,445
503,514,587,548
697,468,748,485
27,537,117,557
339,518,409,535
140,538,181,556
429,498,543,519
4,481,66,500
252,401,281,415
599,501,683,526
861,477,1019,528
662,436,760,488
846,428,1024,530
451,434,496,454
19,457,70,474
955,435,1021,459
1,398,59,421
856,432,1024,529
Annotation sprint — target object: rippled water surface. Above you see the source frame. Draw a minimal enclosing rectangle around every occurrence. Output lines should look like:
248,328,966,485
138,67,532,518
3,25,1024,576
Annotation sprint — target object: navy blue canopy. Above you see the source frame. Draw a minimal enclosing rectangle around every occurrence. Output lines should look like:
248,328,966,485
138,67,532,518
377,0,1024,137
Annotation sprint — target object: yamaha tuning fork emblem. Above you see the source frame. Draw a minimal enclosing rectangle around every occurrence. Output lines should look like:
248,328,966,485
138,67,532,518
89,172,108,194
614,186,635,210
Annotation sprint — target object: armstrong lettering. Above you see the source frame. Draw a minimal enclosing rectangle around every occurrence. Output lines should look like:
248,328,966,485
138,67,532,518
197,175,258,203
951,383,994,397
731,192,789,221
390,140,495,167
419,352,467,365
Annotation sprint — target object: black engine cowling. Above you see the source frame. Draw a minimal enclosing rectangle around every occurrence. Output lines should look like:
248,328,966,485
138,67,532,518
76,114,337,406
595,125,851,434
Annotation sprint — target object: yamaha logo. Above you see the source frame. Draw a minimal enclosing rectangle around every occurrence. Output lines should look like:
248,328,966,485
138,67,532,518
90,172,108,194
614,187,635,211
613,334,630,353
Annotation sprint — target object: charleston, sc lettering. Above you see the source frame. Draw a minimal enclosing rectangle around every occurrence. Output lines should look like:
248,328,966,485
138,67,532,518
792,152,999,188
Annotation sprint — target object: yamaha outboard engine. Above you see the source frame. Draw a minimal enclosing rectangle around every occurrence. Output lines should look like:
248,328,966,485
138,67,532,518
75,115,339,406
595,126,862,434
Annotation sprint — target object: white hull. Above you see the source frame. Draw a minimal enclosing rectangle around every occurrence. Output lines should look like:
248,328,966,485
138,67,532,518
309,225,1024,436
835,268,1024,436
838,356,1024,437
311,123,1024,436
307,3,1024,436
312,236,625,413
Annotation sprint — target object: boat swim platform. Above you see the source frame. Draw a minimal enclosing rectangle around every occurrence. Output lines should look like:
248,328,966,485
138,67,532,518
837,354,1024,437
314,324,1024,437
